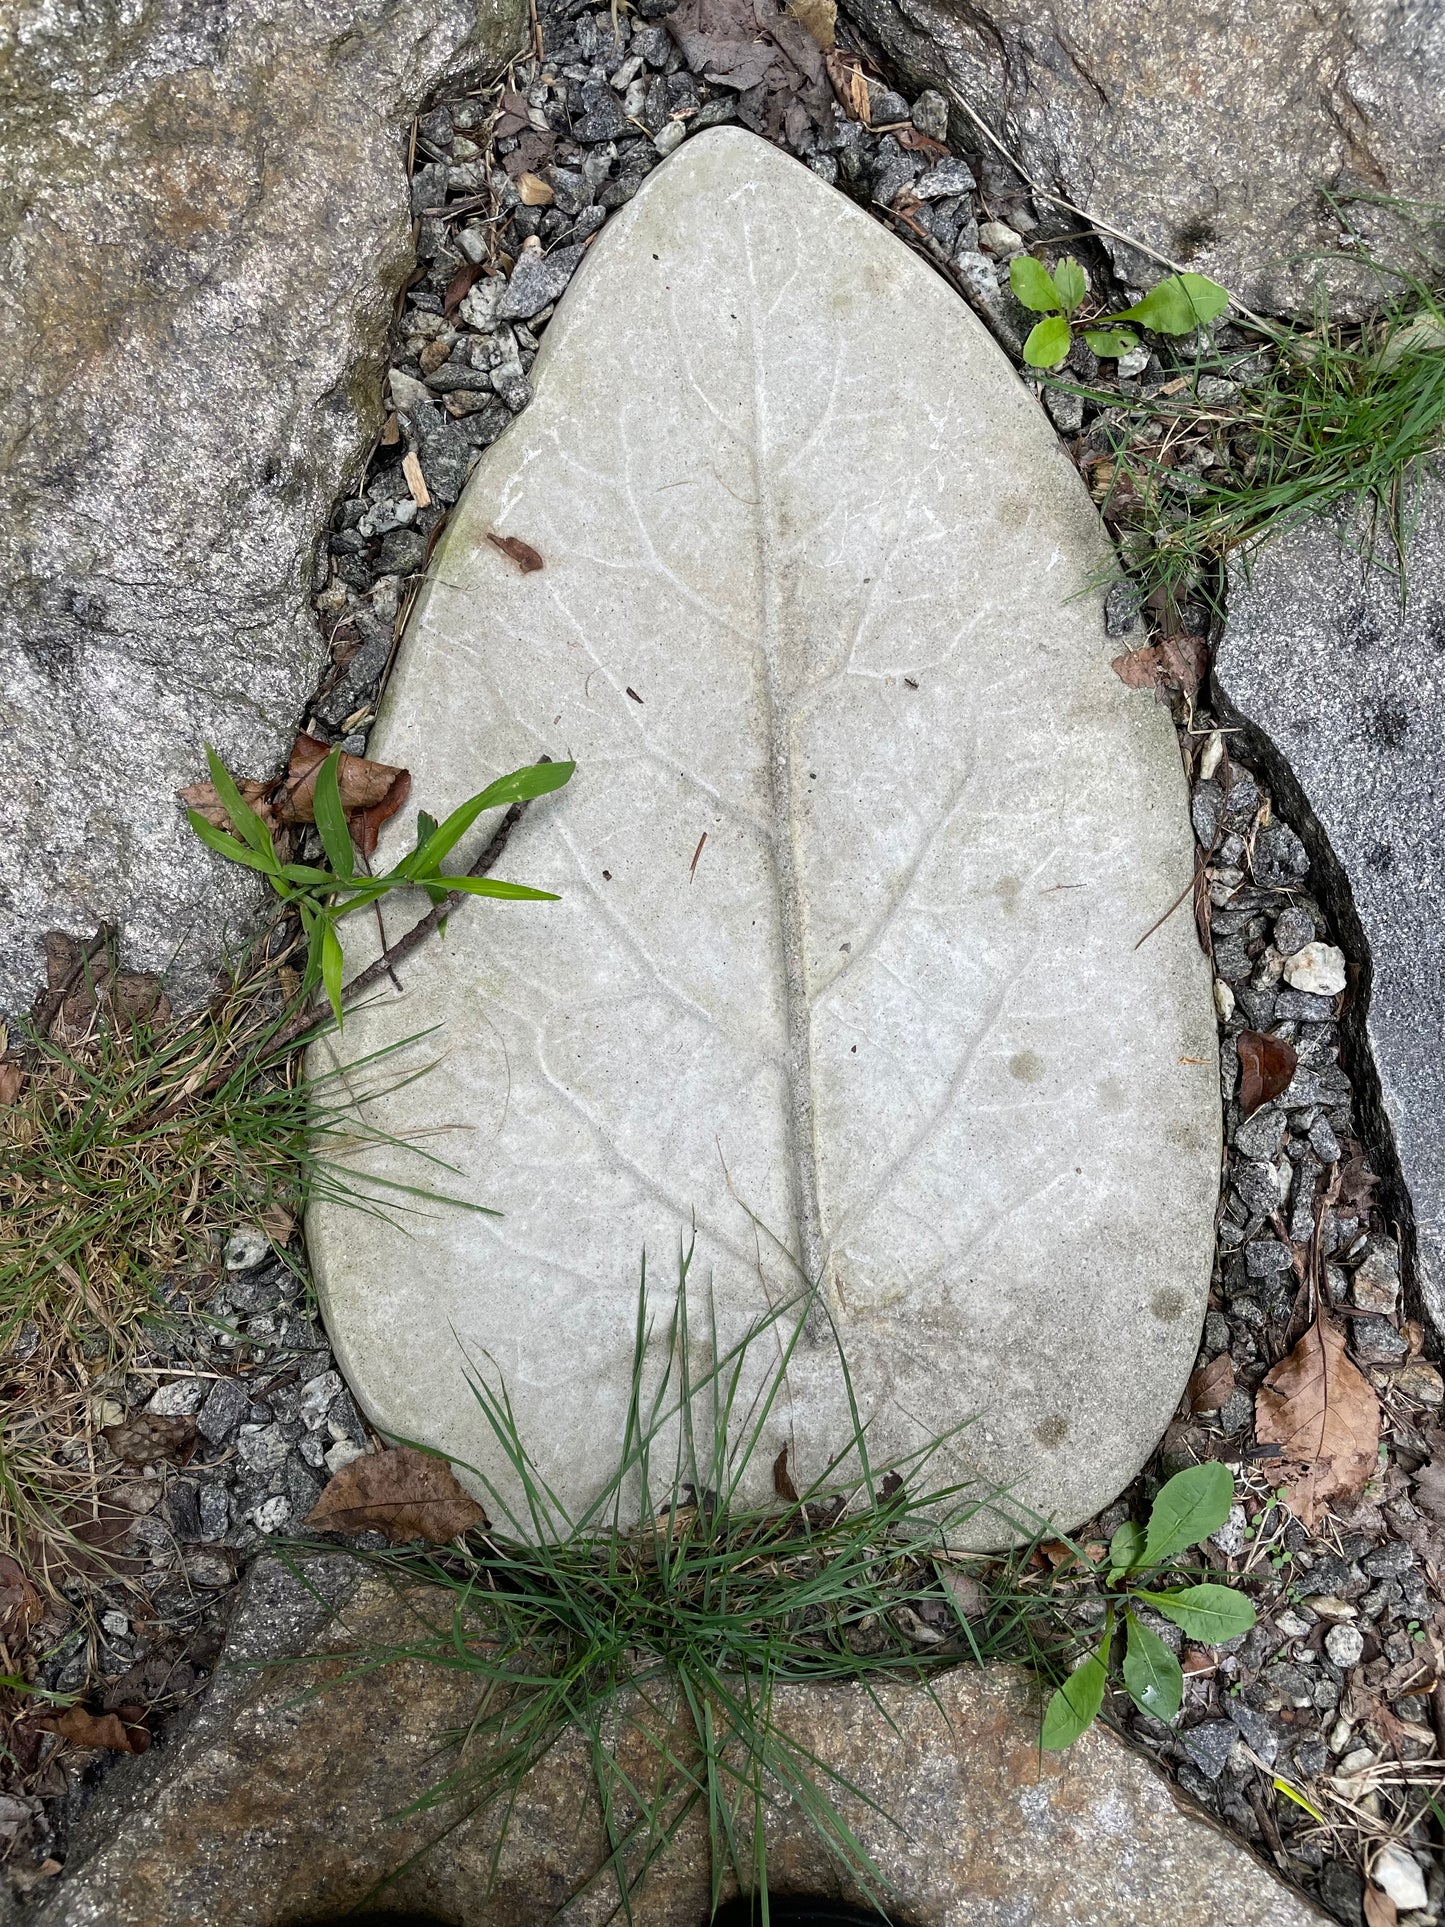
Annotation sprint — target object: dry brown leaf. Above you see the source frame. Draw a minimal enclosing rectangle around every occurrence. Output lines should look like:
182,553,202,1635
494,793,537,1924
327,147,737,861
1187,1351,1235,1414
1255,1315,1381,1526
0,1063,22,1106
936,1564,987,1621
486,530,545,573
1159,632,1209,698
1364,1884,1398,1927
1237,1029,1297,1116
274,733,411,858
1111,644,1165,689
42,1704,149,1754
101,1411,197,1467
0,1556,43,1641
304,1445,486,1544
442,259,487,316
178,776,276,832
771,1444,799,1504
1110,637,1207,697
789,0,835,49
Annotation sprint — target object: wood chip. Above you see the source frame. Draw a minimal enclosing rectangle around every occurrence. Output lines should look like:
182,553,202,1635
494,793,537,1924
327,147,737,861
402,448,431,508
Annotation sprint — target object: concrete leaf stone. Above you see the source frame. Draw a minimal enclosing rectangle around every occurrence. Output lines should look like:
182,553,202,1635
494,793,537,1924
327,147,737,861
309,130,1219,1546
0,0,527,1014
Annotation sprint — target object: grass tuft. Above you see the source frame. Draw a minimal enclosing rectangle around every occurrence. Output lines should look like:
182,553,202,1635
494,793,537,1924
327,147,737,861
299,1248,1074,1921
1077,279,1445,610
0,958,473,1570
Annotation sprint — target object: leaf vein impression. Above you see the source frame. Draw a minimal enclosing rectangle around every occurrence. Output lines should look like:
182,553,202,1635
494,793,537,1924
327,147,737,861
741,223,826,1310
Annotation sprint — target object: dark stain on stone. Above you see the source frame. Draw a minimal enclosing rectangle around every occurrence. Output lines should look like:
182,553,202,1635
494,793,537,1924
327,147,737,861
1367,700,1411,748
1174,215,1218,259
1151,1288,1188,1322
1008,1049,1045,1084
1366,839,1395,873
1034,1413,1069,1447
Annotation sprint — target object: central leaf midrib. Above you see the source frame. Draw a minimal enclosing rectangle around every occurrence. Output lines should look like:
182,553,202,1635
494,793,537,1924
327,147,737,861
743,276,827,1308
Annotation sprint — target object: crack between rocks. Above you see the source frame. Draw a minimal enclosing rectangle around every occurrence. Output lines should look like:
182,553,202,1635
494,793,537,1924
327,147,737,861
1209,661,1420,1320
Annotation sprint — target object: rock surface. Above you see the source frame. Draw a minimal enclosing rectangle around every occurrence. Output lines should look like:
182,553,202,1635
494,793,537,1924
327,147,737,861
309,129,1218,1543
842,0,1445,315
1215,470,1445,1333
0,0,525,1014
29,1556,1327,1927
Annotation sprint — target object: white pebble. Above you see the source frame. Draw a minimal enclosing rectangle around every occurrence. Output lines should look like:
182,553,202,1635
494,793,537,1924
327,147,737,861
1282,940,1346,996
386,369,430,415
654,119,686,157
1213,979,1235,1021
458,279,503,332
1198,730,1225,781
1372,1844,1428,1912
1210,1503,1247,1555
978,219,1023,257
1324,1621,1365,1668
324,1438,367,1476
224,1226,269,1271
250,1495,292,1534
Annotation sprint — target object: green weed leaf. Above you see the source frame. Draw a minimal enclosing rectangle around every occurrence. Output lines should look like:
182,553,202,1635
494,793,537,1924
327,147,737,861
320,919,345,1026
1041,1647,1108,1749
1139,1462,1234,1568
1110,272,1230,336
397,760,576,880
202,746,278,870
186,811,276,877
1052,257,1087,314
1023,315,1072,369
312,748,355,881
435,876,562,902
1133,1583,1256,1644
1108,1518,1145,1578
1009,255,1063,313
1122,1613,1183,1721
1084,327,1139,358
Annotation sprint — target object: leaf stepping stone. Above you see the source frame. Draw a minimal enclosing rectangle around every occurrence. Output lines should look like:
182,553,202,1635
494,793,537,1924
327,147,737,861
310,128,1219,1542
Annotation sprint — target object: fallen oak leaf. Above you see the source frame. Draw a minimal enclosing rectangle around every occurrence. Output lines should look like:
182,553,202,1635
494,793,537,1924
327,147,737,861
772,1444,799,1504
486,531,545,573
0,1063,23,1106
1237,1029,1298,1116
304,1445,486,1544
41,1704,149,1754
1255,1314,1380,1527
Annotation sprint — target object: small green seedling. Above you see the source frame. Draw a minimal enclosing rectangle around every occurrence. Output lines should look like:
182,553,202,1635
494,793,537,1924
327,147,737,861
1010,256,1231,369
1041,1463,1255,1748
187,746,574,1025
